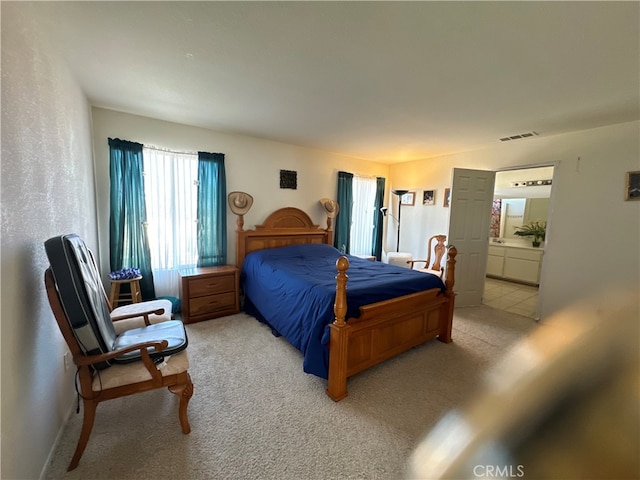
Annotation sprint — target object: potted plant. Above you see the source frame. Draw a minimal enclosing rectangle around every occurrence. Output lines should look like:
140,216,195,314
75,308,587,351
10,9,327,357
514,220,546,247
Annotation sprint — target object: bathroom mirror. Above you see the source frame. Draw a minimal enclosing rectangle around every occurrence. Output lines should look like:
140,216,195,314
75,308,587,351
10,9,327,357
490,167,553,240
499,198,550,239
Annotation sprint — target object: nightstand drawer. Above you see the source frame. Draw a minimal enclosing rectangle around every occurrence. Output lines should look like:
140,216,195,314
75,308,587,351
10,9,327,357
189,273,235,297
189,292,237,318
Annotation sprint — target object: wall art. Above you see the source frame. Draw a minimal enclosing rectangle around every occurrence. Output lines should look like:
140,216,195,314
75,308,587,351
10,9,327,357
423,190,435,206
400,191,415,206
625,171,640,200
443,188,451,207
280,169,297,189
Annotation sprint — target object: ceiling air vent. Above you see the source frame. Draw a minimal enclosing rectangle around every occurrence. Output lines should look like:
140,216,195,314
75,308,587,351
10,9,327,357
499,131,538,142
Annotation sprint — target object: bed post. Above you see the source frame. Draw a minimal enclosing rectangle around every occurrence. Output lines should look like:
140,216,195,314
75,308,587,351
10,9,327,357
235,213,245,232
228,192,254,268
325,216,334,246
234,216,245,269
326,256,350,401
439,245,457,343
319,198,339,247
444,245,456,293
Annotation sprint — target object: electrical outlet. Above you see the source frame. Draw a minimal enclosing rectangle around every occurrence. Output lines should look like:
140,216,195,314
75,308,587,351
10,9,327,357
63,351,70,371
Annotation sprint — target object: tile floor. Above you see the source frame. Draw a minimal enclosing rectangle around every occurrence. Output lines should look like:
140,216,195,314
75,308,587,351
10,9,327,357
483,277,539,319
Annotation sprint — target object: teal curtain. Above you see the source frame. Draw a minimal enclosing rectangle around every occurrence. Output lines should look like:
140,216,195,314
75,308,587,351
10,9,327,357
197,152,227,267
334,171,353,253
108,138,156,299
371,177,386,260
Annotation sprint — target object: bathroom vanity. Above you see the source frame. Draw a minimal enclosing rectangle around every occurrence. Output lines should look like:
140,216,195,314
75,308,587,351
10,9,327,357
486,243,543,286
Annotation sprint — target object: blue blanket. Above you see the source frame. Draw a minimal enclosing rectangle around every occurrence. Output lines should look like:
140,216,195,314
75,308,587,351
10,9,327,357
241,243,445,379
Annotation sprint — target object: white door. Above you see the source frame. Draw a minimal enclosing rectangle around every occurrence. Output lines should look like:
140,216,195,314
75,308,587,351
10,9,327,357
448,168,496,306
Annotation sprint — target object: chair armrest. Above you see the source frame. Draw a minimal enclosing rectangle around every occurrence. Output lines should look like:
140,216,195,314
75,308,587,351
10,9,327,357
407,259,428,268
74,340,168,366
111,308,166,326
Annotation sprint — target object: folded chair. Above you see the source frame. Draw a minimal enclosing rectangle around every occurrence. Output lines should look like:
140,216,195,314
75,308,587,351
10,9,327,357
44,234,193,471
407,234,447,277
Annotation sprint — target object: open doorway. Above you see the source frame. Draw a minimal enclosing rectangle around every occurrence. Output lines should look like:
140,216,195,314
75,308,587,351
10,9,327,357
482,166,555,319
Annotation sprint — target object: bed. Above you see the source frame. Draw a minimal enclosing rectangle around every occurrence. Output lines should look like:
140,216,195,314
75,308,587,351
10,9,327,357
234,205,457,401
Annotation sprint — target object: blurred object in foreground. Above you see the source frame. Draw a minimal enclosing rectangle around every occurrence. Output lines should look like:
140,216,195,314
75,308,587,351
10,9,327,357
407,287,639,480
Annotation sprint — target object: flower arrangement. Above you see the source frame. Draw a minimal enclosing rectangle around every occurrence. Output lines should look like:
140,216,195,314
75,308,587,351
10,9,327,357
109,267,141,280
514,220,546,246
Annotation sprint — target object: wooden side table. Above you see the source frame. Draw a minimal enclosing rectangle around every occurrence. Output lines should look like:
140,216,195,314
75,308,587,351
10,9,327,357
179,265,239,324
109,276,142,307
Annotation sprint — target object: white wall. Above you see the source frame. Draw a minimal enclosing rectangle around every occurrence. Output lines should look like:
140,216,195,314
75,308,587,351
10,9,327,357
1,4,98,479
91,108,390,276
389,121,640,319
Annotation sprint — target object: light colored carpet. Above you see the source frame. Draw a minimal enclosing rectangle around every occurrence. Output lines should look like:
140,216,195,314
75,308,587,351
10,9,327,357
44,306,537,480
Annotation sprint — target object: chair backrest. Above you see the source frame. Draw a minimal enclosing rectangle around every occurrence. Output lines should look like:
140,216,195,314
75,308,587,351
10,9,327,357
86,247,116,312
45,268,91,360
425,234,447,272
45,234,188,370
45,235,117,367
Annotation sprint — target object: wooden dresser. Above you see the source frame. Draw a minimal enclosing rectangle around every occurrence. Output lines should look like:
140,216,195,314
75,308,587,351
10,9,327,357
179,265,240,323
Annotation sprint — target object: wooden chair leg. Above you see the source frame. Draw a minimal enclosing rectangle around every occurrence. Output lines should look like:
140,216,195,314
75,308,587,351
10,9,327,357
169,372,193,434
68,398,98,471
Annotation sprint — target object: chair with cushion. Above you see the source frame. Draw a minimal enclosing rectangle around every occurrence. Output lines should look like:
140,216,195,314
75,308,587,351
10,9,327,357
44,234,193,471
407,234,447,277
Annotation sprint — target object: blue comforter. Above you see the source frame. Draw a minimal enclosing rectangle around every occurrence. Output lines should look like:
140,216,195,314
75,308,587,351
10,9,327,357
241,243,445,379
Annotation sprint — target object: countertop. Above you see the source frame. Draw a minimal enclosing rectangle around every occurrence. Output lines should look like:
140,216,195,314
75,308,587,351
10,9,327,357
489,241,545,251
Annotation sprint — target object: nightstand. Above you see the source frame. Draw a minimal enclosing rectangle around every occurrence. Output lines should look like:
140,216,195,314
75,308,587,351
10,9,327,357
179,265,239,323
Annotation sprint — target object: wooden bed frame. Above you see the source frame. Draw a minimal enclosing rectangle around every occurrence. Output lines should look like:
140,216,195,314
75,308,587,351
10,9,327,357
233,206,457,401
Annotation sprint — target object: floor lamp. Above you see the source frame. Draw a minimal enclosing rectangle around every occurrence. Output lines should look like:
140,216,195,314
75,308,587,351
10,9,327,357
389,189,408,252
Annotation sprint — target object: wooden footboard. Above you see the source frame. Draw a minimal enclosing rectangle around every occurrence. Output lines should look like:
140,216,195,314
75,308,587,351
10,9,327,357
326,246,457,401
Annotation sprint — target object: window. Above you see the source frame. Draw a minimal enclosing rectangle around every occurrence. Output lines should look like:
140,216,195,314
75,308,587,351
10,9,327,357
335,171,385,259
109,139,226,300
143,147,199,296
349,175,377,256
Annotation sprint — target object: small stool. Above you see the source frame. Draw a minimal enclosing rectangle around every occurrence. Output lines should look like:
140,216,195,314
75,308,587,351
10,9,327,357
385,252,413,268
109,276,142,307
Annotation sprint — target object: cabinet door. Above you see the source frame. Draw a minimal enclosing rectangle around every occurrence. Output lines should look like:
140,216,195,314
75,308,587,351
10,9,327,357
486,255,504,277
503,257,540,284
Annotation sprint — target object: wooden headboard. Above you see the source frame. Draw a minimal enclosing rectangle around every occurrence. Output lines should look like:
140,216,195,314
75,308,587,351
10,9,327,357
234,207,334,268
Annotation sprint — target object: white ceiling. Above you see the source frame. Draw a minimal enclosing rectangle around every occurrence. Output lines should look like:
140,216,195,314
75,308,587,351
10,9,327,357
26,1,639,164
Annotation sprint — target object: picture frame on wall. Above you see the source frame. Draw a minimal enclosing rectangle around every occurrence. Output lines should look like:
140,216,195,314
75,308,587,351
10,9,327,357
280,169,297,189
422,190,435,205
400,192,415,206
625,171,640,201
443,188,451,207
